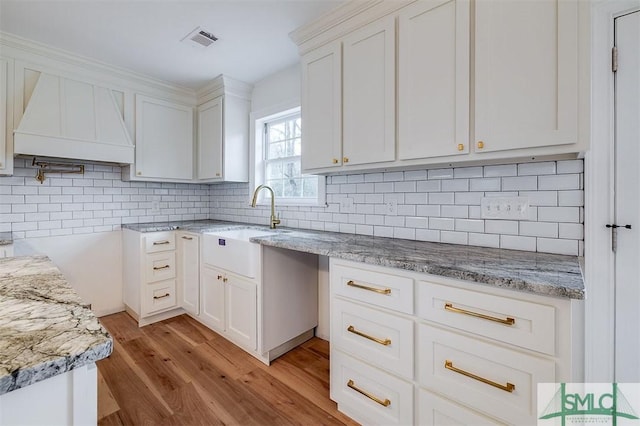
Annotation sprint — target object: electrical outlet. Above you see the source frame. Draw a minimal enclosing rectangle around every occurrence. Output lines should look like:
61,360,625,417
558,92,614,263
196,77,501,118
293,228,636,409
340,197,355,213
481,196,529,220
385,200,398,216
151,200,160,213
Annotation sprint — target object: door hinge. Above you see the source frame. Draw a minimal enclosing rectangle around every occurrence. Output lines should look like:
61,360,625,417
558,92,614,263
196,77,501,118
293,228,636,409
612,46,618,72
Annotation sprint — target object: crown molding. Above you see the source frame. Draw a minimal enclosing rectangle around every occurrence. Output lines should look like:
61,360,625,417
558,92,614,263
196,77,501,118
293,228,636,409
196,74,253,104
289,0,415,55
0,31,196,99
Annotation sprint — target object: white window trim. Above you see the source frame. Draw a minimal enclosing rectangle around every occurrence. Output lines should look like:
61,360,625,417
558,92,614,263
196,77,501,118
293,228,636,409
249,100,326,207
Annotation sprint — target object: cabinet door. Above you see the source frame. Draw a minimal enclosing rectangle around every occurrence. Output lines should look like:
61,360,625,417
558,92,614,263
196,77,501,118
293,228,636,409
474,0,578,153
135,95,194,180
177,233,199,316
398,0,470,160
301,41,342,171
197,96,223,180
343,15,395,166
200,267,225,332
225,275,257,351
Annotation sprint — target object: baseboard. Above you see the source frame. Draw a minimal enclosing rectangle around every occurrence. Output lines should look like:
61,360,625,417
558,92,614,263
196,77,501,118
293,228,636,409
94,305,126,318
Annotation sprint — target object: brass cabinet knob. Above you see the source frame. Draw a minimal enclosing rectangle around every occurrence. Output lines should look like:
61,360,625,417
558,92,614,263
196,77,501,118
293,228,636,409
332,158,339,164
477,141,484,149
223,277,228,283
457,144,464,151
217,275,223,280
343,157,350,163
137,171,142,175
215,173,221,177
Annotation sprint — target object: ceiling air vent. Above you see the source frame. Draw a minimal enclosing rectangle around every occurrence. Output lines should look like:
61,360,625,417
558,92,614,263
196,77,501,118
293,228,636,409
181,27,218,48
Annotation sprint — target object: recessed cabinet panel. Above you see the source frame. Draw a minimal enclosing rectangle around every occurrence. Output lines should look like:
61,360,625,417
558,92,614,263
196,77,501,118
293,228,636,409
301,42,342,171
177,233,199,316
135,95,193,180
200,266,226,333
343,15,395,166
475,0,578,152
398,0,470,159
225,275,257,351
197,96,223,180
0,57,8,174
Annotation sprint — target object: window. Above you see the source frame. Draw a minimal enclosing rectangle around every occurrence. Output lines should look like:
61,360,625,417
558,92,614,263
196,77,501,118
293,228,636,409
252,106,325,206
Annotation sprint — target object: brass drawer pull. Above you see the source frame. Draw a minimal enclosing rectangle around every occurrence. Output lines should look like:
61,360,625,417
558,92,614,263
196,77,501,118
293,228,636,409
347,325,391,346
153,293,171,300
347,379,391,407
181,236,193,240
346,280,391,295
445,360,515,393
153,240,171,245
444,303,515,325
153,265,170,270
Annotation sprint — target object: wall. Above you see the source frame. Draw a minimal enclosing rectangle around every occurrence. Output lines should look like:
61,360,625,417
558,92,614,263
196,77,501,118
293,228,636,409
211,160,585,256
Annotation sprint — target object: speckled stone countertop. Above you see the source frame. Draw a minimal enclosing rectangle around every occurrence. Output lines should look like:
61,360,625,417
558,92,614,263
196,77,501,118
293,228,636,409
0,233,11,246
123,220,585,299
0,256,113,395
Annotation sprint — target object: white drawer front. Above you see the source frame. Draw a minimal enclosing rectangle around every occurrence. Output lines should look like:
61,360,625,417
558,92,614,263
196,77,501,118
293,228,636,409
418,389,506,426
331,350,413,426
146,251,176,283
332,298,414,379
143,280,177,316
418,324,555,425
144,232,176,253
418,281,556,355
331,261,414,314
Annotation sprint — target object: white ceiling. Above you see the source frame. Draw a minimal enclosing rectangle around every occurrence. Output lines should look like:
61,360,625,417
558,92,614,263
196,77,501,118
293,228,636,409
0,0,345,90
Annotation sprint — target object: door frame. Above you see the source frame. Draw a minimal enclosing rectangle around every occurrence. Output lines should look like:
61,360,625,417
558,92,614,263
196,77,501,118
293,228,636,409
585,0,640,382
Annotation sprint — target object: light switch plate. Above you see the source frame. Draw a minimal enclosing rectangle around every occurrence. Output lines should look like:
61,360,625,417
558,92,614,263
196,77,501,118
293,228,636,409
481,196,529,220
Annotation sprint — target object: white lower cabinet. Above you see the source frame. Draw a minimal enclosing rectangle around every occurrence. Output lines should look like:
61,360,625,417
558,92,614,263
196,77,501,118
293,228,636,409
177,232,199,316
418,389,505,426
329,258,583,425
201,266,226,332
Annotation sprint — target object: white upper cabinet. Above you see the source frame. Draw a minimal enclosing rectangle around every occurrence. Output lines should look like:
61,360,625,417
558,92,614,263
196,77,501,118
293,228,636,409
134,95,194,180
398,0,470,160
196,76,251,183
342,15,396,166
474,0,579,153
197,96,223,180
301,41,342,171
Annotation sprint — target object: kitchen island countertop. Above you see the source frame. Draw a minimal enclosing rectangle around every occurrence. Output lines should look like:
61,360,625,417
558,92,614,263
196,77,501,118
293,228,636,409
0,256,113,395
124,220,585,300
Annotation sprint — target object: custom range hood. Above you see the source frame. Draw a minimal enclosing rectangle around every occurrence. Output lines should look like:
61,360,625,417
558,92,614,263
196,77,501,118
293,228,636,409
14,72,134,164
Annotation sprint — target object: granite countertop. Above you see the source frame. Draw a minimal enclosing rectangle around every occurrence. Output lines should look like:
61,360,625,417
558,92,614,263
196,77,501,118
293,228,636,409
123,220,585,299
0,256,113,395
0,233,12,246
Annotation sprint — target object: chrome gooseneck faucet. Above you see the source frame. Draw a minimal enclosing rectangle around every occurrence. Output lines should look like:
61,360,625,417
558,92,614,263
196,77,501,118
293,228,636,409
251,184,281,229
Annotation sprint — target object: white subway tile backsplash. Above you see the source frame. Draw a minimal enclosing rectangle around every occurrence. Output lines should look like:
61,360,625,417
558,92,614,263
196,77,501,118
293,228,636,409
538,174,581,191
537,238,578,255
518,162,556,176
538,207,580,223
484,164,517,177
519,221,558,238
428,168,454,179
2,158,583,256
441,231,468,245
470,178,501,192
502,176,537,191
500,235,537,251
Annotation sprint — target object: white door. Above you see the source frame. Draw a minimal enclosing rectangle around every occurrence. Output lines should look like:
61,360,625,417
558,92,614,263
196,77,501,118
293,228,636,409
342,15,395,166
197,96,223,180
200,266,225,333
614,9,640,383
225,275,257,351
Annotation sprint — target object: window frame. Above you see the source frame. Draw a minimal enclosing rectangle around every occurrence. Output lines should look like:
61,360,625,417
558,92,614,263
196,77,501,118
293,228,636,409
250,102,326,207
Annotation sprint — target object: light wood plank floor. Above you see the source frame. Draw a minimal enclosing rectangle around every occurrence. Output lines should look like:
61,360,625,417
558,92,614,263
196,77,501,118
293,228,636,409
97,312,358,426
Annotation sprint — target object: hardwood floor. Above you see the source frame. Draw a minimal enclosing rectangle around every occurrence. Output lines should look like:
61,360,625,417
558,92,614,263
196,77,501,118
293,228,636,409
97,312,358,426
